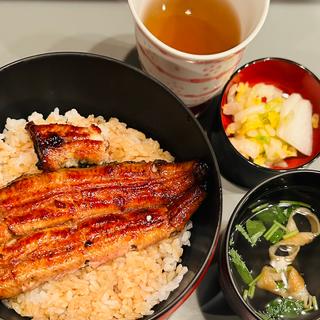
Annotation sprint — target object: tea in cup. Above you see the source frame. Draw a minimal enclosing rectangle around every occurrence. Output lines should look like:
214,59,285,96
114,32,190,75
128,0,269,108
143,0,241,56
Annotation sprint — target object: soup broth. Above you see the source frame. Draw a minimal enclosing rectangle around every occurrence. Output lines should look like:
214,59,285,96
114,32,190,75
229,189,320,320
142,0,241,55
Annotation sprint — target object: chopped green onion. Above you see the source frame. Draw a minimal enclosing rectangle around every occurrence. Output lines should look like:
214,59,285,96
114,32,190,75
248,284,256,299
264,223,278,237
313,296,318,311
243,289,248,301
283,230,299,240
279,200,311,208
269,229,285,244
273,220,287,231
264,220,287,241
249,274,262,287
264,223,280,240
252,203,269,213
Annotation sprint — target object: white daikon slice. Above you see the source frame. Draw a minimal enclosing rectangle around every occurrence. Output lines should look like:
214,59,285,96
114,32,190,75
229,136,262,159
248,83,283,103
277,93,313,156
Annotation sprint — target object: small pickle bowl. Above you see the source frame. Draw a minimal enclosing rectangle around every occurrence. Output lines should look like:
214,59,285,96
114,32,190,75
219,170,320,320
210,57,320,189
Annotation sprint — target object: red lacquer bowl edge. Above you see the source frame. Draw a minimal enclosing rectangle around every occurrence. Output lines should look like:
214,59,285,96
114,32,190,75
219,57,320,171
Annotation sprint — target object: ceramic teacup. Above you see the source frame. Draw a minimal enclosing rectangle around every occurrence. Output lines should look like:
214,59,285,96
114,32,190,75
128,0,270,109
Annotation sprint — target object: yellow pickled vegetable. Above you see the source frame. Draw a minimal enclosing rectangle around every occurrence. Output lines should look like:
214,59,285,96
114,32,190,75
267,97,284,110
268,111,280,128
253,155,266,166
226,123,237,136
238,115,263,135
265,124,276,137
235,82,250,104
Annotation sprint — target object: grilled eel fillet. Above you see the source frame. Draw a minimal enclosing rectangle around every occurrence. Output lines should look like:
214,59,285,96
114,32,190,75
25,122,108,171
0,181,206,298
0,161,205,244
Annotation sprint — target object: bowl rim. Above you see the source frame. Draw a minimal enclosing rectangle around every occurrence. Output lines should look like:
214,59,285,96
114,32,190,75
0,51,223,319
218,56,320,174
224,168,320,319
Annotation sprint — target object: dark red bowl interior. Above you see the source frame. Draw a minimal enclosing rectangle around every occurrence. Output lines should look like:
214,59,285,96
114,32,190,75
221,58,320,170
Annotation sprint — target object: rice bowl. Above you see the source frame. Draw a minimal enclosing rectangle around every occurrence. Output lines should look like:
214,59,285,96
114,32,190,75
0,52,222,320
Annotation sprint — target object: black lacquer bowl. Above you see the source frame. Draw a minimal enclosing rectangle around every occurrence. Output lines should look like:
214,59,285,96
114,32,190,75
0,52,222,319
220,170,320,320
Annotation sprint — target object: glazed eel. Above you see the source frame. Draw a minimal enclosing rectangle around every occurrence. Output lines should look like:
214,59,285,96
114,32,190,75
0,160,207,298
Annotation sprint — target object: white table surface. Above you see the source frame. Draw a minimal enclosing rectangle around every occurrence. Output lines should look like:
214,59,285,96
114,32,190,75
0,1,319,319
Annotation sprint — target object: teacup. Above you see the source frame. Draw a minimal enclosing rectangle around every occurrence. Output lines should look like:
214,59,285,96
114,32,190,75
128,0,270,108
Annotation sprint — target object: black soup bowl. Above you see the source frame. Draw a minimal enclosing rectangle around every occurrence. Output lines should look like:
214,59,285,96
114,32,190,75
220,170,320,320
0,52,222,319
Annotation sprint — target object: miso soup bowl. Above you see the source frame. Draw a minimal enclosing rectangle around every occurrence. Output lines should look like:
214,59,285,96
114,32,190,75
219,170,320,320
210,57,320,189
